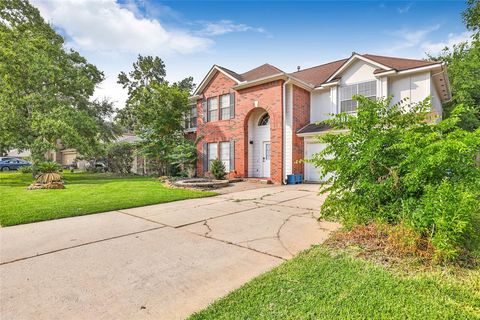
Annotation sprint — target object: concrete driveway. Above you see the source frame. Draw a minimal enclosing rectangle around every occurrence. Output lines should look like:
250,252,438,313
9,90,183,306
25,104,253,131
0,183,339,320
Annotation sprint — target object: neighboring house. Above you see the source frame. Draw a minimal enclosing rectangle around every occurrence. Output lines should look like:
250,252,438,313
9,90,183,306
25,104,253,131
6,147,79,167
115,133,147,175
189,53,451,184
5,149,31,160
7,133,146,174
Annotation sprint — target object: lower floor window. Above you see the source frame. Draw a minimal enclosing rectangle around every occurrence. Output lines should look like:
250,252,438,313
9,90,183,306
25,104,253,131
220,142,230,172
207,141,233,172
208,143,218,171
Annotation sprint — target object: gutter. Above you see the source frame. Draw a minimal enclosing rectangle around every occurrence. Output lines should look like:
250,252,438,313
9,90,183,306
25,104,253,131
373,63,443,77
297,129,348,138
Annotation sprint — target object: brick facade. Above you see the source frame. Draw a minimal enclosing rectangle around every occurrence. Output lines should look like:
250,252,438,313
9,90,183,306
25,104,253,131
195,71,285,183
291,86,310,175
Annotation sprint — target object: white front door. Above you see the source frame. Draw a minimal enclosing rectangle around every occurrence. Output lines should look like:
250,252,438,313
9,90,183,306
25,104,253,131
262,141,271,177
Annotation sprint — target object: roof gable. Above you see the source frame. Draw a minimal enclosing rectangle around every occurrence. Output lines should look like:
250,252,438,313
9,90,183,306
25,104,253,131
194,63,285,95
324,53,392,83
290,59,348,87
240,63,284,81
193,65,242,95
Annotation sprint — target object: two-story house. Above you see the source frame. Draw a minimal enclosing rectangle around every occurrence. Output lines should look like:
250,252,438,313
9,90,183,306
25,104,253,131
188,53,451,184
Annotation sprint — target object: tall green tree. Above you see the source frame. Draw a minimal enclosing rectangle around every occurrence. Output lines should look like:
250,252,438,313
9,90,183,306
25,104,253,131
0,0,112,162
117,55,194,175
431,0,480,130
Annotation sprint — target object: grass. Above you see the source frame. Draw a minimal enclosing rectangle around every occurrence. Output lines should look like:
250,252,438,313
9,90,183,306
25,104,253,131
0,172,216,226
190,246,480,319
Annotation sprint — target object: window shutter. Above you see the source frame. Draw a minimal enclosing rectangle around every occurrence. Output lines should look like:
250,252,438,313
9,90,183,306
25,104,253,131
229,140,235,172
202,99,207,123
202,143,208,173
229,92,235,119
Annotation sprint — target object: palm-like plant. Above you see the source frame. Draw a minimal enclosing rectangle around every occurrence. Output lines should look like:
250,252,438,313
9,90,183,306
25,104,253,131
34,162,64,187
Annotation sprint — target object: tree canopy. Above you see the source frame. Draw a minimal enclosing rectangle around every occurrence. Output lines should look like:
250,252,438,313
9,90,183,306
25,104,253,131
0,0,116,161
117,55,195,175
432,0,480,130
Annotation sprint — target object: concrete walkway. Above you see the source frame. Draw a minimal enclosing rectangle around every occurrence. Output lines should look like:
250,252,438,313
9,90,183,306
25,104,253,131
0,183,339,320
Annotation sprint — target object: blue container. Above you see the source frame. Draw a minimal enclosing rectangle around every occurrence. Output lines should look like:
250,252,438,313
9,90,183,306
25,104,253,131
295,174,303,184
287,174,296,185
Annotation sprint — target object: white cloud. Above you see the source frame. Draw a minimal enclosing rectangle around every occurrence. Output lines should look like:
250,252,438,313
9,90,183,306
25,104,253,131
28,0,268,108
397,3,412,14
385,24,440,53
198,20,265,36
422,31,473,54
31,0,213,55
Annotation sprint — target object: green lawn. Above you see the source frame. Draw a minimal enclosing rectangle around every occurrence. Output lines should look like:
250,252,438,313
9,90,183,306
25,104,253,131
0,172,216,226
190,247,480,320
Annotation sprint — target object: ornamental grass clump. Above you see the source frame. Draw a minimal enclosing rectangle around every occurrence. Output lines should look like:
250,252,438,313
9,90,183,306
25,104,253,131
309,96,480,262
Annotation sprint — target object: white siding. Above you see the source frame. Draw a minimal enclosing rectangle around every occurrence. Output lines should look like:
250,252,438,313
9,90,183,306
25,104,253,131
431,80,442,119
340,60,377,85
310,90,331,122
389,71,431,109
377,76,388,98
330,86,338,115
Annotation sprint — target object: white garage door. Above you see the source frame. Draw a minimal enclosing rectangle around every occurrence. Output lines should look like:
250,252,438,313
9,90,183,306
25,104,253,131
304,142,331,182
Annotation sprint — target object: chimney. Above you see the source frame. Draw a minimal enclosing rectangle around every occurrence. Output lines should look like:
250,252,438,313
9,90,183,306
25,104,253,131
297,66,301,71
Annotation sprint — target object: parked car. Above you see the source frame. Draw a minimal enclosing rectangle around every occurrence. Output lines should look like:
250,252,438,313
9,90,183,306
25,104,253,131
0,157,31,171
85,161,108,173
95,162,108,172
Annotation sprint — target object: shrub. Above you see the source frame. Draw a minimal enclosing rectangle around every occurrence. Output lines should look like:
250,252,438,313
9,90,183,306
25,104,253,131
210,159,226,180
411,181,479,262
310,97,480,261
169,136,201,178
18,165,32,173
106,142,134,174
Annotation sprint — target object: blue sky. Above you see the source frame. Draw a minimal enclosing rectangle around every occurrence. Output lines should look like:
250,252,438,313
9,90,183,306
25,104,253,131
32,0,469,107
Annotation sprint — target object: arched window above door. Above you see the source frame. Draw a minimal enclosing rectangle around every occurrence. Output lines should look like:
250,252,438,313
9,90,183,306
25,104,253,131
258,113,270,126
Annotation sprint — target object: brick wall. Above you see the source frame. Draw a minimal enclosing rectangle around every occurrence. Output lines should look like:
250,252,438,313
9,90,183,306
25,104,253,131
196,71,284,183
291,85,310,175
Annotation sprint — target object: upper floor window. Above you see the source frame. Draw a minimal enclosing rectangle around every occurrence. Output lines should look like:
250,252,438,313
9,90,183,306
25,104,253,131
203,92,235,123
220,94,231,120
207,97,218,122
185,104,197,129
340,80,376,113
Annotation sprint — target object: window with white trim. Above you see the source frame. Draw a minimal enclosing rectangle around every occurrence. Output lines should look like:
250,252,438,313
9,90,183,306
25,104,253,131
219,142,230,172
220,94,230,120
258,113,270,126
340,80,376,113
207,97,218,122
207,142,218,170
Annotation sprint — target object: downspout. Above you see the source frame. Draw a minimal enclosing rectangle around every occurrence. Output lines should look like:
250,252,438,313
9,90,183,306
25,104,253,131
282,78,292,184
